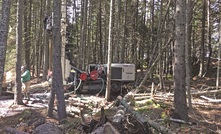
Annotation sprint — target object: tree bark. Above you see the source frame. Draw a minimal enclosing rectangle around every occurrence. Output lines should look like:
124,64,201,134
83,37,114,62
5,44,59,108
0,0,11,95
205,0,212,74
186,0,193,109
198,0,206,77
24,0,31,70
120,0,127,63
14,0,24,105
113,0,121,63
216,18,221,90
52,0,67,122
43,0,51,80
79,0,88,70
174,0,188,121
105,0,114,101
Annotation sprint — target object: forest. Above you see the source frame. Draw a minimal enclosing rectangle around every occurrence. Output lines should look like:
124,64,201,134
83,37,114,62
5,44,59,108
0,0,221,133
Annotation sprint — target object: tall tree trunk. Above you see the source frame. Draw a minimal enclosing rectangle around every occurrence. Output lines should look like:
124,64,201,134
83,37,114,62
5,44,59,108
149,0,155,73
99,0,103,63
36,0,44,77
158,1,164,91
113,0,121,63
174,0,188,121
15,0,24,105
37,0,44,77
105,0,114,101
24,0,28,68
131,0,138,64
0,0,11,95
121,0,127,63
61,0,67,82
79,0,88,70
43,0,51,80
205,0,212,74
216,19,221,90
198,0,206,77
52,0,67,122
28,0,32,70
186,0,193,109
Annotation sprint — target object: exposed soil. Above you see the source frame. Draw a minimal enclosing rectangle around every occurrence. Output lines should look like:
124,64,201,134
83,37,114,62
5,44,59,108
0,69,221,134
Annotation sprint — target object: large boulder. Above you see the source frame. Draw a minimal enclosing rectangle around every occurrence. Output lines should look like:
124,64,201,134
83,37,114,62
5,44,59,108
33,123,63,134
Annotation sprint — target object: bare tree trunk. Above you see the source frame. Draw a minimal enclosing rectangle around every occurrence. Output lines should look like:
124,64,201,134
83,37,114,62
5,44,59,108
79,0,88,70
120,0,127,63
105,0,114,101
36,1,44,77
149,0,155,75
198,0,206,77
15,0,24,105
186,0,193,109
28,0,32,70
0,0,11,95
174,0,188,121
61,0,67,83
158,1,164,91
205,0,212,74
131,0,138,64
99,0,103,63
43,0,51,80
216,19,221,90
113,0,121,63
24,0,29,69
52,0,67,122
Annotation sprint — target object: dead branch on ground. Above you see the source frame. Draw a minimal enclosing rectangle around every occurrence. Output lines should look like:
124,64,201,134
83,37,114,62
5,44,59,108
117,96,173,134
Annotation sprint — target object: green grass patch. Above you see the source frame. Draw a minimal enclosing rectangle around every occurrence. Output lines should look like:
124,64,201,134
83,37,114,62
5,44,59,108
135,99,161,113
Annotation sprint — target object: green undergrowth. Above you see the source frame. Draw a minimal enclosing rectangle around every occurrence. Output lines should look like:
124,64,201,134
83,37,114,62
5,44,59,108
134,99,172,122
135,99,162,113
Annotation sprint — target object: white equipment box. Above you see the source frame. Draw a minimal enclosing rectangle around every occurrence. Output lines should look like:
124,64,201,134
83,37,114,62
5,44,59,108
110,63,135,81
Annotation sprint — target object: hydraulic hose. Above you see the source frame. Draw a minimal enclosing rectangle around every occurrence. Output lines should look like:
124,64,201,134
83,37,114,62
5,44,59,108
64,79,82,96
97,77,105,94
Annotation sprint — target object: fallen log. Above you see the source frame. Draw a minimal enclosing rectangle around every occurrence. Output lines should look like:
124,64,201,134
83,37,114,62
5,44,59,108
134,96,151,101
3,127,28,134
134,93,173,98
69,102,87,108
200,95,221,103
157,118,196,125
134,89,221,98
66,111,76,117
117,96,173,134
191,90,221,96
68,97,92,104
67,105,82,115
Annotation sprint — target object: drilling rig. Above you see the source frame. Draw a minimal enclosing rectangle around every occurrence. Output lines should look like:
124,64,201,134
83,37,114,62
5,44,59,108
66,63,136,94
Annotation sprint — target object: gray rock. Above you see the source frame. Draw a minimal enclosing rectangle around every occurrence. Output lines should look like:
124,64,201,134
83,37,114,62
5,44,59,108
33,123,63,134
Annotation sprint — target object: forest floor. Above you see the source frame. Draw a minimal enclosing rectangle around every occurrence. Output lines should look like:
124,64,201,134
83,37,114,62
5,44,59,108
0,68,221,134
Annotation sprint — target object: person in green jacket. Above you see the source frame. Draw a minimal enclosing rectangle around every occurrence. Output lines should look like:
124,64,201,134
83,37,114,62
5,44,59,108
21,66,31,100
